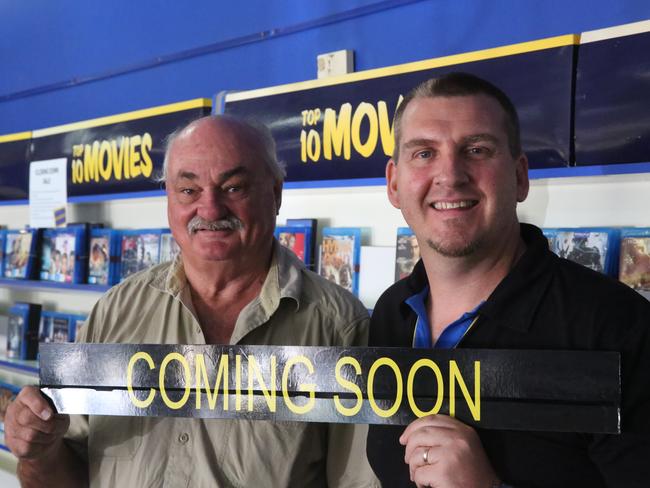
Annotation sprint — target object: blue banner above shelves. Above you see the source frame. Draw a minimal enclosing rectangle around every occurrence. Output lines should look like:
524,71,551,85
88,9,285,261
0,99,211,203
224,35,577,185
575,21,650,166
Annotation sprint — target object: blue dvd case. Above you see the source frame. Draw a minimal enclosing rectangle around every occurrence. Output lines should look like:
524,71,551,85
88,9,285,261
619,228,650,292
275,225,313,267
7,302,42,360
551,227,621,277
286,218,317,267
319,227,362,296
119,228,164,282
39,226,89,284
0,229,6,277
38,311,76,345
69,314,87,342
159,230,181,264
395,227,419,281
3,229,40,279
88,228,121,285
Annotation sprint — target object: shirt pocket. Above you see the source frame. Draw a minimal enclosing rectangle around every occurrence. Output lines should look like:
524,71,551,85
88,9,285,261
89,415,144,458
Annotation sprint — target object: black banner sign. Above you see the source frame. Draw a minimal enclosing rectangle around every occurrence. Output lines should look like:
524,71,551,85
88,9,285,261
40,344,620,433
0,132,31,201
28,99,211,199
224,36,577,184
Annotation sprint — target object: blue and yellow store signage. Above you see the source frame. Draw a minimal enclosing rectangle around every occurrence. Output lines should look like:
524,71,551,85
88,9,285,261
0,99,211,202
224,35,578,186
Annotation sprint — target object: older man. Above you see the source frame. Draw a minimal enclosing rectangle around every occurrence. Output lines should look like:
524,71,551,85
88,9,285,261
367,73,650,487
6,115,378,488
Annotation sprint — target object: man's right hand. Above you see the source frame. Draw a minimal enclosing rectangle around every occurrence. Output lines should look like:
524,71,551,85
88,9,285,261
4,386,70,460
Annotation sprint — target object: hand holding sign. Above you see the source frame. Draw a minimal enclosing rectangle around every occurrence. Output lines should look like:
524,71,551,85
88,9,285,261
5,385,69,459
400,415,499,488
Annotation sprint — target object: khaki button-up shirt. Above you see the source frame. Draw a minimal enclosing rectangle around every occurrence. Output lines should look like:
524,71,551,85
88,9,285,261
66,243,379,488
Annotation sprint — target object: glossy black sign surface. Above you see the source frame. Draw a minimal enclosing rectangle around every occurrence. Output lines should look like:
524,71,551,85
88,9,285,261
40,344,620,433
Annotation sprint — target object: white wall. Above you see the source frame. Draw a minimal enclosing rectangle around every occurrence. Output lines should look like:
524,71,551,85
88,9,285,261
1,171,649,313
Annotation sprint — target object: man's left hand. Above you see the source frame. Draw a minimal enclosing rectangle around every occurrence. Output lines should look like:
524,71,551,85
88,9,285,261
399,414,499,488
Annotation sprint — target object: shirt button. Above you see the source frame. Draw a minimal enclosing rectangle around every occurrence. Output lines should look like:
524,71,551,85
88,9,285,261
196,327,202,334
179,433,189,444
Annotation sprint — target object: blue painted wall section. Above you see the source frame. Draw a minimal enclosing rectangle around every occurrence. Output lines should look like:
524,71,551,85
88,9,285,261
1,0,649,134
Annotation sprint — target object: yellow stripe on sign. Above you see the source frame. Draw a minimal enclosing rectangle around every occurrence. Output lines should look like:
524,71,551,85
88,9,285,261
0,131,32,143
32,98,212,138
226,34,579,102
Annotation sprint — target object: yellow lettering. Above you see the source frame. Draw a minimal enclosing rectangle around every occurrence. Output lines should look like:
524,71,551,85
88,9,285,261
98,140,112,181
306,129,321,162
377,96,402,157
282,355,315,415
333,356,363,416
235,354,242,411
195,353,229,410
351,102,378,158
323,104,352,160
83,141,100,183
129,135,142,178
407,359,444,417
368,357,402,418
449,360,481,421
140,132,153,177
111,138,127,180
159,352,191,410
127,352,155,408
248,355,277,412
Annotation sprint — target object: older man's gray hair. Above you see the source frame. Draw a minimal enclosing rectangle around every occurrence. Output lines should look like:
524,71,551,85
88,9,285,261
157,114,286,184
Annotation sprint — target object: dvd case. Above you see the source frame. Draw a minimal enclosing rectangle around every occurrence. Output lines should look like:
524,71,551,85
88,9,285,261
70,314,87,342
395,227,420,281
542,228,559,252
119,229,164,281
318,227,362,295
38,311,76,344
7,302,41,360
160,231,181,263
552,228,620,276
275,225,313,266
619,228,650,292
87,228,120,285
3,229,40,279
39,226,88,284
286,218,318,268
0,229,5,277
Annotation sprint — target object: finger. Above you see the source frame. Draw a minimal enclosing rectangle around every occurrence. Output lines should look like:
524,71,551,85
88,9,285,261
16,405,69,435
15,386,55,421
413,463,438,488
404,427,444,462
400,414,460,444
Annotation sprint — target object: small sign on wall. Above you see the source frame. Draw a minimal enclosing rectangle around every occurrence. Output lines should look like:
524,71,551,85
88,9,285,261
29,158,67,228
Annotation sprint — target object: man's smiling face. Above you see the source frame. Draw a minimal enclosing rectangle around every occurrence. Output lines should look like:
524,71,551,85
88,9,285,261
387,94,529,258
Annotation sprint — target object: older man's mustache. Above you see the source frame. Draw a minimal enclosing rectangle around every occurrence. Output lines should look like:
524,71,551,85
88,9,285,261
187,215,244,234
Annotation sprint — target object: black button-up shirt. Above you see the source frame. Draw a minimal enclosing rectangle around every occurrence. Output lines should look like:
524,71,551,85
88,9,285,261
367,223,650,488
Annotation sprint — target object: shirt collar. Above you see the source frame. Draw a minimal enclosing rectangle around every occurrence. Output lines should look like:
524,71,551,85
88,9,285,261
402,224,554,335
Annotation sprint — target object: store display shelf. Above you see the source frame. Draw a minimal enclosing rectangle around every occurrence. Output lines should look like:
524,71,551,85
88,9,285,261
0,354,38,376
0,278,110,294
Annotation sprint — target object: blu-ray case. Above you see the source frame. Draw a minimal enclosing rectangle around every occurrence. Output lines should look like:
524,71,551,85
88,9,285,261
3,229,40,279
619,228,650,292
0,229,5,277
119,229,164,282
38,311,77,345
318,227,362,296
87,228,120,285
7,302,42,360
551,228,621,277
275,225,313,267
39,226,89,284
395,227,420,281
160,231,181,263
286,218,318,268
